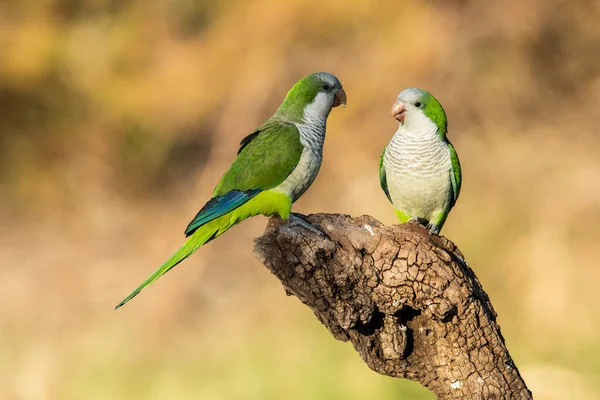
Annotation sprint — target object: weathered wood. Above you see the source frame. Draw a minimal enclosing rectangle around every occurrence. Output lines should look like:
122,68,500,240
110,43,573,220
254,213,532,400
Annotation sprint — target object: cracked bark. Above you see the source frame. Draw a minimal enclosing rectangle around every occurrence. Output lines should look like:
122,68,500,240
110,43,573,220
254,213,532,400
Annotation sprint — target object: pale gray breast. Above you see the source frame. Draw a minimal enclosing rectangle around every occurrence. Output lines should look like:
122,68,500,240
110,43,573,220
384,128,452,216
273,123,325,202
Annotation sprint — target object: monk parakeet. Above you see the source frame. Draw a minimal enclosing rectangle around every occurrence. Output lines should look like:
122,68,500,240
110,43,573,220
379,88,461,234
116,72,346,309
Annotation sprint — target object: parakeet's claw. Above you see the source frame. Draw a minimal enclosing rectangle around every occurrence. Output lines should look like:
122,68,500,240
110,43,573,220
285,213,328,238
426,222,440,235
408,216,429,227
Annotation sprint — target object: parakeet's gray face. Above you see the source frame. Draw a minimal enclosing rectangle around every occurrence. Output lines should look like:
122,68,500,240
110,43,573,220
391,88,427,123
300,72,346,122
314,72,343,90
277,72,346,123
390,88,447,134
312,72,346,109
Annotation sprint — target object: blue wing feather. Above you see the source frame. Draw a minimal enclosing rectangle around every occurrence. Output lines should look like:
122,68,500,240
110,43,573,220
184,189,262,236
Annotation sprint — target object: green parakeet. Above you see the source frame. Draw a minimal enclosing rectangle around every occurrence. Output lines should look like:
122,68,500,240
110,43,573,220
379,88,461,234
116,72,346,309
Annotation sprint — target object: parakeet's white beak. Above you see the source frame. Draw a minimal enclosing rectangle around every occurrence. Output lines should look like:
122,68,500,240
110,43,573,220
333,87,347,108
392,101,406,122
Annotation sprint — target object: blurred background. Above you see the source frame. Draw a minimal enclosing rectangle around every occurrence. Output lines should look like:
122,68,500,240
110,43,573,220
1,0,600,399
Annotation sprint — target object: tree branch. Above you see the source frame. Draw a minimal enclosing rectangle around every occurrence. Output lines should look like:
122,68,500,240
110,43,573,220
254,213,532,400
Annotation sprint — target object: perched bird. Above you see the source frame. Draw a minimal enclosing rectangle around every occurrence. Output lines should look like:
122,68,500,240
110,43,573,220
116,72,346,309
379,88,461,234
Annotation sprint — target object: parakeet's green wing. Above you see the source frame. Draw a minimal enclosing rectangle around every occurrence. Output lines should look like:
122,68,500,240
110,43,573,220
214,120,303,194
448,142,462,208
379,148,392,202
185,120,303,235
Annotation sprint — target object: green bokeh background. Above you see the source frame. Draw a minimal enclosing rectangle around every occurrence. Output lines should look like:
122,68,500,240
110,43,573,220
2,1,600,399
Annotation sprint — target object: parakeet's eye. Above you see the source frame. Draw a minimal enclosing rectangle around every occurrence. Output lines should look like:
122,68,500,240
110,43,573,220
415,102,423,108
323,85,330,90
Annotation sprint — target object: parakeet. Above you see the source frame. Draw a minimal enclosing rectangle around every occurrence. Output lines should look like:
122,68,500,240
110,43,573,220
116,72,346,309
379,88,461,234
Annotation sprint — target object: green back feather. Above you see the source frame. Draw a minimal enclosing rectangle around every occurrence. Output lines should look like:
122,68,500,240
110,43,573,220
214,120,303,195
237,131,260,154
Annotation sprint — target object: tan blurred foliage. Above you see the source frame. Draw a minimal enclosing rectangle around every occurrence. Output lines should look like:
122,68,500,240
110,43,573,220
1,0,600,399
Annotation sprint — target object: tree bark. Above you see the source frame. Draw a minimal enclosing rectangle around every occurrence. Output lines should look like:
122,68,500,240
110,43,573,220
253,213,532,400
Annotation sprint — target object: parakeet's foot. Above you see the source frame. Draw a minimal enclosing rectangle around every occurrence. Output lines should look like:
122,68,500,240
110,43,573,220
426,222,440,235
285,213,328,238
408,216,430,228
409,216,429,224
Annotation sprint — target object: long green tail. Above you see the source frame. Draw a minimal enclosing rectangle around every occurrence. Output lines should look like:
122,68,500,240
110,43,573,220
115,216,231,309
115,190,291,309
